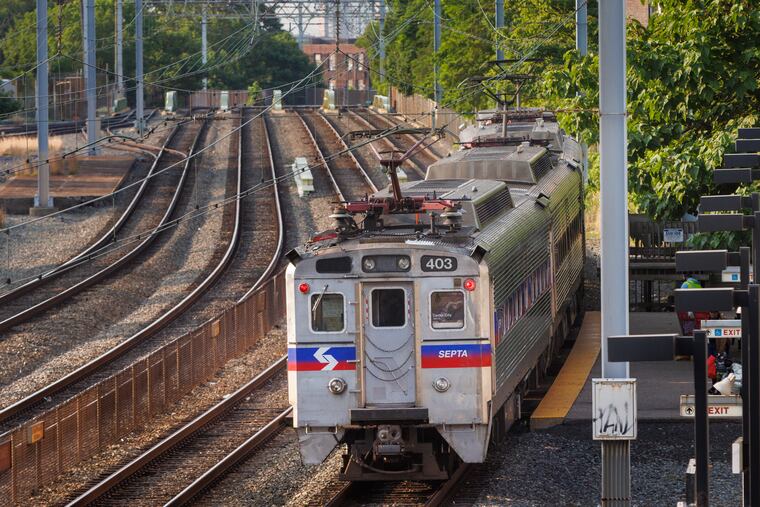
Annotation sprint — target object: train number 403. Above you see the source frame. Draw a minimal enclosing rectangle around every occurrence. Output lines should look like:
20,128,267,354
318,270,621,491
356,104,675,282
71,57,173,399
421,255,458,272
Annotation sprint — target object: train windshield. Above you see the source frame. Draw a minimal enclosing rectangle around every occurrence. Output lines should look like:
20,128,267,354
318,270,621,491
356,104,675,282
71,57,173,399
311,293,344,332
371,288,406,327
430,291,465,329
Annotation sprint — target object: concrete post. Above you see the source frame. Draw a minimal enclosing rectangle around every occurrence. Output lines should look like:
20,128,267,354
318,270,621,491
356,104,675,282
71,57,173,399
599,0,631,504
135,0,144,135
35,0,52,211
84,0,97,154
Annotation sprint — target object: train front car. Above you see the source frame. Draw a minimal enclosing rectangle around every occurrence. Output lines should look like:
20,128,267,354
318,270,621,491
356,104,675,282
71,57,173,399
286,109,585,481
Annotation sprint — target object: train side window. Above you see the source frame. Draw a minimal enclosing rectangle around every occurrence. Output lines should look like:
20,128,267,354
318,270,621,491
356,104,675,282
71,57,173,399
311,293,345,332
371,288,406,327
430,291,465,330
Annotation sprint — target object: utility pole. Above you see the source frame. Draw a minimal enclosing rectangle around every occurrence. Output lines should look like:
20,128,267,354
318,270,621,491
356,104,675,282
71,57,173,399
34,0,52,213
576,0,588,183
297,2,304,48
494,0,503,61
201,2,208,90
598,0,631,504
576,0,588,56
432,0,441,128
115,0,124,98
83,0,97,154
135,0,144,135
378,0,385,81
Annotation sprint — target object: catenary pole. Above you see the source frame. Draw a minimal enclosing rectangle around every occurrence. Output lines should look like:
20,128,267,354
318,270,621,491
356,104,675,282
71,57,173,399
35,0,51,210
599,0,631,505
202,2,208,90
135,0,144,135
379,0,386,82
495,0,503,61
115,0,124,97
84,0,97,154
432,0,441,128
576,0,589,182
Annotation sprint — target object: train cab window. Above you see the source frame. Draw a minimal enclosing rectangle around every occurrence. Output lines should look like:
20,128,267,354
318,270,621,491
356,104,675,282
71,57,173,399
430,291,465,329
311,293,344,332
371,289,406,327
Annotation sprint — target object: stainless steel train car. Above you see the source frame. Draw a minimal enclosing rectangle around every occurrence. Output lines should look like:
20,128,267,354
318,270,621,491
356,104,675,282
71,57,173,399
286,109,585,480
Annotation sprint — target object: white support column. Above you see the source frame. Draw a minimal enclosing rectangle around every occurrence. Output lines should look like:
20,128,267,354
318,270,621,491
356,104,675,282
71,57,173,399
201,2,208,90
84,0,97,153
35,0,51,210
115,0,124,97
379,0,386,80
135,0,144,135
576,0,588,183
495,0,503,61
599,0,631,503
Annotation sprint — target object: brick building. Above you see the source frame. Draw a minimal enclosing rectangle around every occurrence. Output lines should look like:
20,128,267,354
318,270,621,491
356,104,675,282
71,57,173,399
301,41,370,91
627,0,652,25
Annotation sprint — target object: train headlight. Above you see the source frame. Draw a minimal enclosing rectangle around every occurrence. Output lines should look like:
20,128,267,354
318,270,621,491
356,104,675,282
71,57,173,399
362,257,376,271
327,377,347,394
397,256,411,270
433,377,450,393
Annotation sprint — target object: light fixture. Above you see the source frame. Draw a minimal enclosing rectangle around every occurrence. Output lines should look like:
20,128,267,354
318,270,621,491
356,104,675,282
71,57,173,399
298,282,310,294
464,278,476,291
362,257,376,271
397,257,411,270
433,377,450,392
328,377,347,394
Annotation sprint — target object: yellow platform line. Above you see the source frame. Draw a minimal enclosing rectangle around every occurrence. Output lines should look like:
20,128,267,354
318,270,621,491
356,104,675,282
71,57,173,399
530,311,600,430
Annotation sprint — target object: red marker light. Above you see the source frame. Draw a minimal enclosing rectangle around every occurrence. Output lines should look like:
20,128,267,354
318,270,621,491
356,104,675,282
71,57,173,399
298,283,310,294
464,278,476,292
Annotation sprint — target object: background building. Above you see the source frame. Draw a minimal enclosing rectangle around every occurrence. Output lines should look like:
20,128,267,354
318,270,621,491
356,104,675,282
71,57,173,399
301,39,369,91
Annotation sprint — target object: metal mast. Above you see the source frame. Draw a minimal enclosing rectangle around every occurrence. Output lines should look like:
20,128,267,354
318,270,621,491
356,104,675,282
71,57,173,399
599,0,631,504
115,0,124,97
35,0,51,211
495,0,503,61
202,2,208,90
135,0,144,134
83,0,97,153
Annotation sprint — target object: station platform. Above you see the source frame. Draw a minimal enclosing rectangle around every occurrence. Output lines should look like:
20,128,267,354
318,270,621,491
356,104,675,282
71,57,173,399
531,311,691,429
0,155,135,212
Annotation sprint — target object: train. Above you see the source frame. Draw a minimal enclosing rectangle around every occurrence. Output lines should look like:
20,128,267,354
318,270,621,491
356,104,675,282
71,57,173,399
285,107,585,480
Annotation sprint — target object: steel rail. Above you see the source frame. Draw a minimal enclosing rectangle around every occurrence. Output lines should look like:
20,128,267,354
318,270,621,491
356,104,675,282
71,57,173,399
345,109,427,179
316,110,378,194
164,406,292,506
0,124,175,305
0,118,205,334
67,356,288,507
0,107,286,427
425,463,473,506
293,109,345,202
0,116,210,423
355,108,438,178
296,110,376,202
238,109,284,302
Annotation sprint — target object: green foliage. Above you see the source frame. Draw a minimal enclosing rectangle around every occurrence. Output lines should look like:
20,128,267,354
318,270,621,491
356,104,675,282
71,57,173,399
246,81,262,105
0,90,21,116
0,1,315,101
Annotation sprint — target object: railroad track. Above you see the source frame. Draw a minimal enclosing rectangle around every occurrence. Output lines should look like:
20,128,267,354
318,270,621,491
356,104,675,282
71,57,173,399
342,109,426,180
353,108,443,176
0,109,154,137
67,357,290,506
295,109,377,201
0,115,212,427
0,116,176,311
0,117,204,333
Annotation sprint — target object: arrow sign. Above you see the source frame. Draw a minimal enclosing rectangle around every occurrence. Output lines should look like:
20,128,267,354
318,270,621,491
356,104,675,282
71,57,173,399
314,347,339,371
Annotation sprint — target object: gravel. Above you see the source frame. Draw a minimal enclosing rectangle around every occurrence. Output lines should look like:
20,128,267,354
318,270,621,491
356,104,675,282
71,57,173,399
0,118,228,411
453,421,741,506
33,324,290,506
